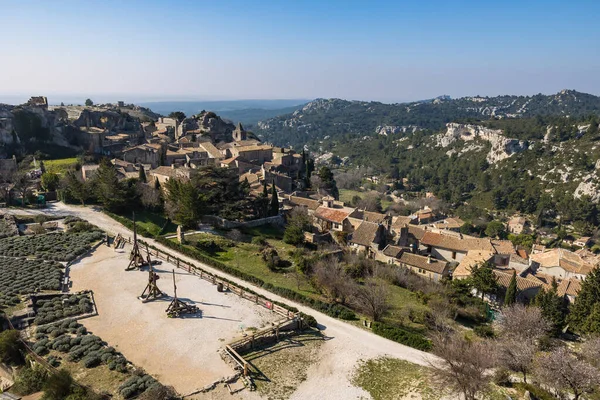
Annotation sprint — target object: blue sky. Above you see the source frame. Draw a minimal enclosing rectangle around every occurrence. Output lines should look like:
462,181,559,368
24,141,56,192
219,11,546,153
1,0,599,103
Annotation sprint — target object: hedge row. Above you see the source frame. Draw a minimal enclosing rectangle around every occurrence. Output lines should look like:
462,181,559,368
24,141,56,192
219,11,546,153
154,238,355,320
104,212,155,239
371,322,432,351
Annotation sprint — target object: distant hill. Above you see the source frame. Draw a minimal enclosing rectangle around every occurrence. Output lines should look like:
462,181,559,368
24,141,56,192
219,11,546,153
139,99,308,125
255,90,600,149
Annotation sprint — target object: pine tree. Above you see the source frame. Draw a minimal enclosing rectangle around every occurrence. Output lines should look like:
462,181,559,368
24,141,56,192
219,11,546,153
138,166,147,183
568,268,600,334
534,278,567,336
470,263,499,300
270,184,279,216
504,270,518,306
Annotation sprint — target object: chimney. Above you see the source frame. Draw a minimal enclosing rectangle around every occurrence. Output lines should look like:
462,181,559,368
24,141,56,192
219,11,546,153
171,164,175,169
427,255,432,264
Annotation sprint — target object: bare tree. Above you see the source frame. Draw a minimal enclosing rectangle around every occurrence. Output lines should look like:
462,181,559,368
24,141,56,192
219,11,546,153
357,192,383,212
534,347,600,400
581,337,600,369
497,338,536,383
313,257,354,304
350,278,389,322
497,304,551,341
429,333,496,400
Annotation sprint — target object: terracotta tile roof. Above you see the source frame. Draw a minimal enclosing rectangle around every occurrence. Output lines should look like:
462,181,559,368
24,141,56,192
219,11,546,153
392,215,413,229
421,231,495,253
557,279,582,297
198,142,222,159
517,249,529,259
314,206,353,224
453,250,495,278
509,253,529,265
408,225,427,240
237,144,273,152
530,248,595,275
492,240,516,255
221,157,239,165
287,196,320,211
349,209,388,223
124,143,162,152
349,221,382,247
150,166,177,178
382,245,403,258
432,217,464,230
494,270,543,291
509,216,526,225
400,252,449,275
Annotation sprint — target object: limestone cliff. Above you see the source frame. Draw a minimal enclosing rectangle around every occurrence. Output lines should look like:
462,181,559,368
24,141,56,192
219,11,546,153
436,123,529,164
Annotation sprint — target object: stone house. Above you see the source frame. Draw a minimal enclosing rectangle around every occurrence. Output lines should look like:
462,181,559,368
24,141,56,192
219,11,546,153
285,195,321,215
529,248,594,280
399,253,449,282
420,231,495,262
313,197,355,233
149,165,192,187
492,269,543,304
430,217,464,232
375,244,404,265
122,143,164,168
348,209,390,231
230,144,273,164
81,164,99,181
508,216,527,235
348,221,387,257
556,278,582,303
574,237,591,248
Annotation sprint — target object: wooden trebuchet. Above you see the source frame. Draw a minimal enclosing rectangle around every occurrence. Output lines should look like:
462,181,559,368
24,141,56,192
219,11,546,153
166,269,199,318
126,212,145,271
139,245,164,302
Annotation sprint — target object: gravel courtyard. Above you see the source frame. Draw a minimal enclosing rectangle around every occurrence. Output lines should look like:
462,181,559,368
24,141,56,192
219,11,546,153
69,244,279,396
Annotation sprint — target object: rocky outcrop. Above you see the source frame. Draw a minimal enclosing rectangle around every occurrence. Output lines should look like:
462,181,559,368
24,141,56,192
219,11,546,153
179,111,236,143
437,123,529,164
375,125,418,136
574,160,600,202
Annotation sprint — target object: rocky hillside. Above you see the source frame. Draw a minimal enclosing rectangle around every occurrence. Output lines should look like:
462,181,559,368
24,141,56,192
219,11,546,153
0,102,155,159
256,90,600,149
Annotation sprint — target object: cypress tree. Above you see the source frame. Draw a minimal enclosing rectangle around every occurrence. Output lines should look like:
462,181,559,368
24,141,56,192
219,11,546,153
504,270,518,306
153,177,160,190
138,166,147,183
270,184,279,216
39,160,46,174
263,179,268,198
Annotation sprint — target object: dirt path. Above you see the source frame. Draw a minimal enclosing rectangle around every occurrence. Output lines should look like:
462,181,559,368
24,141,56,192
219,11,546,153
7,203,438,398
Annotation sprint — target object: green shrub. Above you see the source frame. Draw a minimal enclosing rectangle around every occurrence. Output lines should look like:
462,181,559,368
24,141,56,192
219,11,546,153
371,322,432,351
0,329,24,365
473,324,495,338
300,313,318,328
12,365,48,395
514,383,555,400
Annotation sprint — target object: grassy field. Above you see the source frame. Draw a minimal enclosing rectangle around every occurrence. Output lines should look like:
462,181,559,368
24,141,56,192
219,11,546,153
339,189,364,205
339,189,395,211
384,285,430,332
39,158,79,174
116,210,178,236
352,357,444,400
177,225,324,302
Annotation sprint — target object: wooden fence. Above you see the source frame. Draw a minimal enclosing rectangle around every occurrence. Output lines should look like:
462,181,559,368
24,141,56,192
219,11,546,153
126,237,296,319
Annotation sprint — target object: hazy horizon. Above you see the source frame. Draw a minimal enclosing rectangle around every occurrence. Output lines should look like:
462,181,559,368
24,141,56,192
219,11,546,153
1,0,599,104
